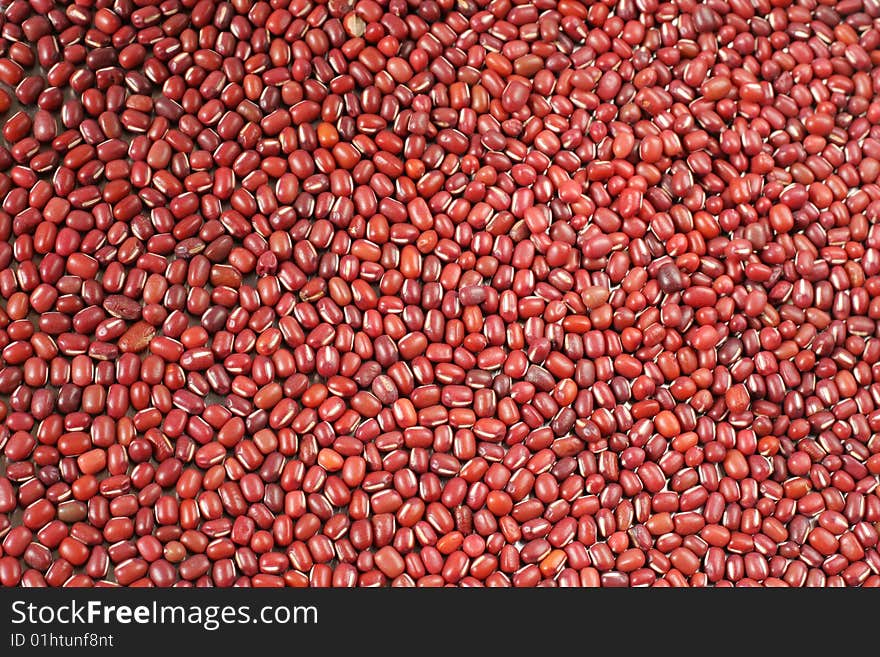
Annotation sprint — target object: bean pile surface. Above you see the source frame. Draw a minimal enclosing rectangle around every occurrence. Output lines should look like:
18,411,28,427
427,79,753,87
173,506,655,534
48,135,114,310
1,0,880,588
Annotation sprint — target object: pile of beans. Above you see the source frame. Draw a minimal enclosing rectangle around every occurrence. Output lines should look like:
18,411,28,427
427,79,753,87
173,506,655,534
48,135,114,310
0,0,879,588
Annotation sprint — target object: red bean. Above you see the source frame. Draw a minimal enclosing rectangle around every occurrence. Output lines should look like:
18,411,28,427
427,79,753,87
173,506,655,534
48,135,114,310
0,0,876,589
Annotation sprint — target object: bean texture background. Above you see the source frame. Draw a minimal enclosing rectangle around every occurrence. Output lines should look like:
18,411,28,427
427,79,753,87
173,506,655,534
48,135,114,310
0,0,879,588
